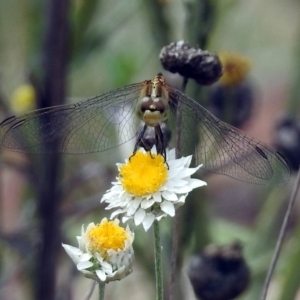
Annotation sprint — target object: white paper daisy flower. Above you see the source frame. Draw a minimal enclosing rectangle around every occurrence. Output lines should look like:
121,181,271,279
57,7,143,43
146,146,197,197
101,148,207,231
62,218,134,283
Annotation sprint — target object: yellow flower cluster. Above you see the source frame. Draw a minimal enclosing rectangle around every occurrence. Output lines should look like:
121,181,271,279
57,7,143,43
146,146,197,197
87,220,129,257
218,52,253,86
10,84,36,114
120,151,167,196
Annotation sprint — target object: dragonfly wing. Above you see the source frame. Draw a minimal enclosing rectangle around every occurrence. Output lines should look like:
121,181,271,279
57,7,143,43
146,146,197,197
168,88,290,186
0,83,142,154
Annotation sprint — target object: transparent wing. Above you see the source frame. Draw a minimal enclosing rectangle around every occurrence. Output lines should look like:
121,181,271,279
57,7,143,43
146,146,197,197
168,87,290,186
0,82,143,154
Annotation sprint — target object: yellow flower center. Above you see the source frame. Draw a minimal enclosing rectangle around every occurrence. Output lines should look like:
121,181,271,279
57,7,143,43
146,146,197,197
87,220,129,256
120,150,168,196
218,52,253,86
11,84,36,114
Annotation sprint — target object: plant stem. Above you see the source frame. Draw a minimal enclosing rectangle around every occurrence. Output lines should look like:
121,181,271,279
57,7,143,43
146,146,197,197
154,220,163,300
260,168,300,300
34,0,69,299
99,282,105,300
169,212,179,300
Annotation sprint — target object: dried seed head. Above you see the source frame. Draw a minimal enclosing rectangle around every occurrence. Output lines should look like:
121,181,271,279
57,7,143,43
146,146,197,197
159,40,223,85
188,241,250,300
208,81,254,128
274,116,300,171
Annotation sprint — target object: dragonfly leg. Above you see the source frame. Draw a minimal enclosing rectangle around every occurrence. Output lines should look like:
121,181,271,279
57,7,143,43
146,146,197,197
130,124,154,160
155,125,169,168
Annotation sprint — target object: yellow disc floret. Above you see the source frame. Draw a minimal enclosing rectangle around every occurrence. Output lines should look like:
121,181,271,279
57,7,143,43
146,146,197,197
87,220,129,256
218,52,253,86
120,150,168,196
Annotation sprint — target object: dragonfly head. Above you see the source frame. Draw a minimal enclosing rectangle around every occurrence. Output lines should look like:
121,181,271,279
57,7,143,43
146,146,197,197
136,96,170,126
136,75,170,127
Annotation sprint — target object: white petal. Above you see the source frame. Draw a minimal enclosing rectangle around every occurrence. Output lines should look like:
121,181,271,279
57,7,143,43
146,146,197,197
161,190,178,201
153,192,162,203
142,213,156,231
101,261,113,273
151,145,158,154
177,167,199,178
77,260,93,270
81,269,96,279
160,182,179,192
115,265,126,275
168,179,188,187
167,165,183,178
172,185,193,194
169,157,184,167
167,148,176,159
127,198,142,215
141,198,155,209
134,208,146,225
86,223,96,233
177,195,187,203
187,178,207,189
160,201,175,216
116,162,125,168
95,252,104,262
96,270,107,281
80,252,93,262
62,244,82,264
106,201,121,210
182,155,192,167
77,236,85,251
111,209,125,219
156,214,166,221
122,216,131,223
81,224,86,236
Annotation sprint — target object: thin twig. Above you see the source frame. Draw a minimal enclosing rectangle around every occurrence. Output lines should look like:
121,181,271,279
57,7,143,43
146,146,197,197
84,281,96,300
0,159,3,229
260,169,300,300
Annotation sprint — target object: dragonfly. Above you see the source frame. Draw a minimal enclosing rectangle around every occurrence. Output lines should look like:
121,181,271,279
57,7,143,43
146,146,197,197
0,73,290,186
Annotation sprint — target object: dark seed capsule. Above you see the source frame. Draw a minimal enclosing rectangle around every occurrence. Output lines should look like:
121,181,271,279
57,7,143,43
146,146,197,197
208,82,254,129
188,242,250,300
159,40,223,85
274,116,300,171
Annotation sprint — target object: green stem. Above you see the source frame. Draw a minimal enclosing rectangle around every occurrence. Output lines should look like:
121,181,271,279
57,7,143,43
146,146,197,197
154,220,163,300
260,169,300,300
99,282,105,300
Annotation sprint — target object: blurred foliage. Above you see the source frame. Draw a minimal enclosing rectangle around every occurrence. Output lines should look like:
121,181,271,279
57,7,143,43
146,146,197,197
1,0,300,299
